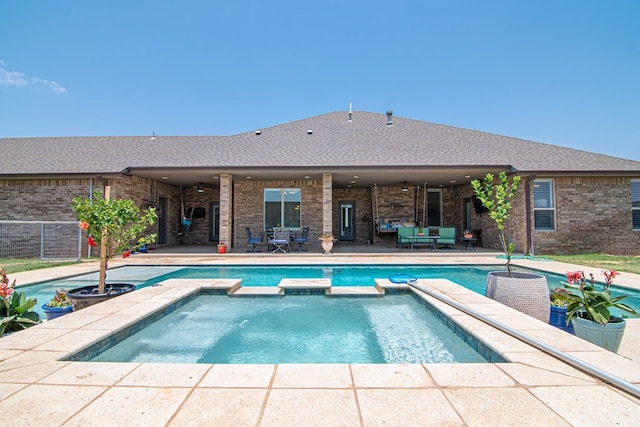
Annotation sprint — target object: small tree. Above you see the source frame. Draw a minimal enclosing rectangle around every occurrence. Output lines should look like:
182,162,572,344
72,186,157,294
471,171,520,276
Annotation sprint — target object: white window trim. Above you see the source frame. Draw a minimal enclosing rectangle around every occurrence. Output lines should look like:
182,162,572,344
263,188,301,230
632,179,640,231
533,179,556,231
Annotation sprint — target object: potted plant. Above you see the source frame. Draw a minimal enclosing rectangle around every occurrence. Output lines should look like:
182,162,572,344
416,227,424,237
549,287,574,333
471,171,550,322
69,186,157,310
318,233,336,254
1,268,41,335
563,270,637,352
463,229,473,239
42,289,73,321
217,242,227,254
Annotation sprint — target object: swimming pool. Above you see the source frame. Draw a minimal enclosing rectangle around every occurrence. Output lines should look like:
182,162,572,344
21,264,640,317
72,292,501,364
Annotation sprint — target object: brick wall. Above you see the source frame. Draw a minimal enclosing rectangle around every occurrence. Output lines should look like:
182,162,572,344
332,188,374,245
455,180,527,254
3,175,638,255
532,176,640,255
233,180,323,251
0,176,188,255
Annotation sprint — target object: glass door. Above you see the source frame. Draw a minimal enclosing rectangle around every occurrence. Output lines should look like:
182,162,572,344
339,201,355,241
209,203,220,242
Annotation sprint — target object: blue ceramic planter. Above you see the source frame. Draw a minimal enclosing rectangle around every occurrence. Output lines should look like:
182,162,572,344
548,305,574,334
42,304,73,321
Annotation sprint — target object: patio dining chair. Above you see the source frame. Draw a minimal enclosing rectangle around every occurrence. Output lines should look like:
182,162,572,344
245,227,263,252
291,227,309,251
268,228,291,253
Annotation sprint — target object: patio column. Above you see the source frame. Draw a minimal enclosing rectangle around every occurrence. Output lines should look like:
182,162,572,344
219,173,233,248
323,173,332,234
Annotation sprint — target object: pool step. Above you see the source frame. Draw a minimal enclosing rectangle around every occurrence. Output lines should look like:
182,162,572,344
329,286,383,296
278,278,331,294
230,286,284,296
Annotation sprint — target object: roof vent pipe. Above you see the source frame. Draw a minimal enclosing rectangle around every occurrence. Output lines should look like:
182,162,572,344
386,110,393,126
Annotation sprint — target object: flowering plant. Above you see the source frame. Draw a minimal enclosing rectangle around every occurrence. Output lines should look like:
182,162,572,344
549,286,571,307
44,289,72,308
318,233,336,243
563,270,637,325
1,268,41,334
72,187,157,294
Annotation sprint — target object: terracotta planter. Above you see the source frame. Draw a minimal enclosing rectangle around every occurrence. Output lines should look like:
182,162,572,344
217,245,226,254
572,316,626,352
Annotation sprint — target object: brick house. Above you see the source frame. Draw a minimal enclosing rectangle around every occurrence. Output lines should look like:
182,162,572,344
2,110,640,255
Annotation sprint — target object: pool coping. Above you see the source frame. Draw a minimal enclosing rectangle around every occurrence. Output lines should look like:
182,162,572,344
2,271,640,425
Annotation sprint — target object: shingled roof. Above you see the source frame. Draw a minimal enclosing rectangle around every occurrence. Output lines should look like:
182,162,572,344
2,111,640,177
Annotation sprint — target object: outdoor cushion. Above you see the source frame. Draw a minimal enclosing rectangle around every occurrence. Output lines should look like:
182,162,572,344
396,227,416,247
437,227,456,246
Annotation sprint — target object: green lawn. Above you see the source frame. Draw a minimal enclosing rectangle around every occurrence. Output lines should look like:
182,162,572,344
0,259,80,274
544,254,640,276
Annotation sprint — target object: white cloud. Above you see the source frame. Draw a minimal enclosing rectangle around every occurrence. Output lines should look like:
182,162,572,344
0,62,67,94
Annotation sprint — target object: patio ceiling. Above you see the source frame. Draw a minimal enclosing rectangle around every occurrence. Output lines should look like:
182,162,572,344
129,165,510,190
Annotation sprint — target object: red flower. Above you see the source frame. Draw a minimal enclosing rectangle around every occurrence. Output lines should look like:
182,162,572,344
122,250,131,259
87,236,97,247
79,221,89,230
0,282,13,300
565,271,582,284
602,269,619,290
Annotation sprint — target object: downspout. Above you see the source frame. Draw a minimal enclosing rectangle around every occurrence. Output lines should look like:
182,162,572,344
88,178,93,259
525,174,536,256
423,183,428,228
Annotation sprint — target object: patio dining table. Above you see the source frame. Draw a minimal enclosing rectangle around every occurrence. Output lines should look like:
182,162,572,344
266,228,293,253
405,235,438,251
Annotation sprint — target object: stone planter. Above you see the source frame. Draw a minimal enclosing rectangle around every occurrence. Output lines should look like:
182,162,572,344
321,241,333,254
572,316,626,352
67,283,136,311
486,271,550,322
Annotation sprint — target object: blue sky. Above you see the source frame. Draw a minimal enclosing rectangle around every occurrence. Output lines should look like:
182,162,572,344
2,0,639,161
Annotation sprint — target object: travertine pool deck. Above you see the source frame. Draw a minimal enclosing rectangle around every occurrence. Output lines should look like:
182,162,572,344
1,249,640,426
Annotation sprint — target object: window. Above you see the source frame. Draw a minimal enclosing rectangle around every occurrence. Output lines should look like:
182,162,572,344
533,179,555,231
264,188,301,229
632,180,640,231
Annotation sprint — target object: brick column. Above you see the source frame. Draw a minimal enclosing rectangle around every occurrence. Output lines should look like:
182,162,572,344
323,173,332,234
219,173,233,248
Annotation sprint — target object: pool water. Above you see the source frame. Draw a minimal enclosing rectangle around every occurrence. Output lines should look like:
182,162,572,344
88,293,492,364
20,264,640,317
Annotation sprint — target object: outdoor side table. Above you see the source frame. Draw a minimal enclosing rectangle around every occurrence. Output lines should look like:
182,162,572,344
460,237,476,251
